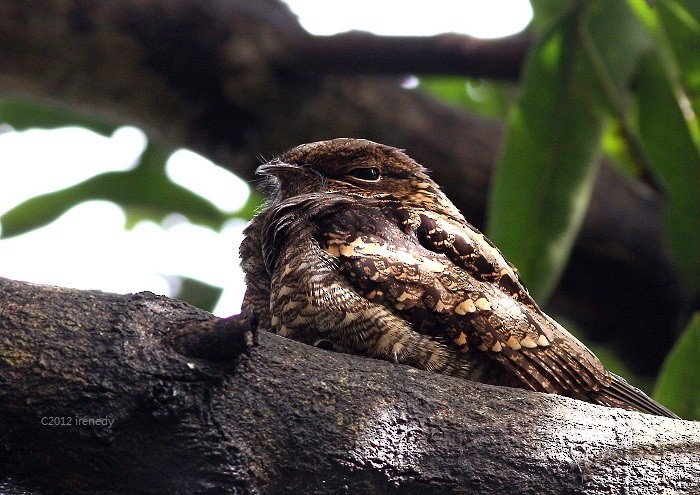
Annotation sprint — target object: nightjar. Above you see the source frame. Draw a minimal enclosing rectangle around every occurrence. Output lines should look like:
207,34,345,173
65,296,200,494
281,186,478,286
240,138,677,418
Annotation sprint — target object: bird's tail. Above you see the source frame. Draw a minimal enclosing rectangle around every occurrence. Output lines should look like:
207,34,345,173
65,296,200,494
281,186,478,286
590,373,679,419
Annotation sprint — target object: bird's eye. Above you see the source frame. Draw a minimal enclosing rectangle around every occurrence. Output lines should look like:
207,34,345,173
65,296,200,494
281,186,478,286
347,167,380,182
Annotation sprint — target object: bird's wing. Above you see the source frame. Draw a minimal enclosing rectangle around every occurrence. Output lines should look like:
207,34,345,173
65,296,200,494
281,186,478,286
411,210,617,391
317,205,611,396
414,211,536,306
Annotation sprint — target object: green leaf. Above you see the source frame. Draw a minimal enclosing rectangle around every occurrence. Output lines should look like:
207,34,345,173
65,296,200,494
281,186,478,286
175,277,223,313
585,0,652,93
656,0,700,120
0,99,116,135
633,52,700,297
418,76,518,118
601,118,642,179
488,0,677,302
0,142,228,238
654,312,700,420
529,0,578,35
487,7,604,302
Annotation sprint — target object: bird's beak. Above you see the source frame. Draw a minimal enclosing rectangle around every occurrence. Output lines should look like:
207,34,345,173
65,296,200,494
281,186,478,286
255,162,303,176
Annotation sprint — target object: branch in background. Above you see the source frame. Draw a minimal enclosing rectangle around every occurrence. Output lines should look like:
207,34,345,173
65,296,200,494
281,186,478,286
1,276,698,494
284,32,529,80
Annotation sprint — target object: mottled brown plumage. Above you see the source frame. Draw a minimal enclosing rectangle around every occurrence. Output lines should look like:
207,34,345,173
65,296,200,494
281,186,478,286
240,138,678,418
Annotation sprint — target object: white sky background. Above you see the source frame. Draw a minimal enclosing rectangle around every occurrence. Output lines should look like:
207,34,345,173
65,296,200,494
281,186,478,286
0,1,532,316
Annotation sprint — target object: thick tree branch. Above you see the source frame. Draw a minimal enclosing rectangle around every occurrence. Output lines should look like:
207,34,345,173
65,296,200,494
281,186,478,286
0,276,698,495
0,0,691,375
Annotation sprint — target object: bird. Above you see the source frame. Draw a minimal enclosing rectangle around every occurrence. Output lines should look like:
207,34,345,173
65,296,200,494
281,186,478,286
239,138,678,418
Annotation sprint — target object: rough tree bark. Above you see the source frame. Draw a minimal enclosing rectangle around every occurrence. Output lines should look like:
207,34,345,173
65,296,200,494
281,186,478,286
0,0,692,376
1,276,698,495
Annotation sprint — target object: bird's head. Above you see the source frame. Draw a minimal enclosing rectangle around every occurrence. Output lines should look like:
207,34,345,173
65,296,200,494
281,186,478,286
257,138,464,220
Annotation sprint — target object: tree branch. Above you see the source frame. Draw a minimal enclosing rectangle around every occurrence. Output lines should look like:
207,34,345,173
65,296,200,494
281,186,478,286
0,276,698,494
282,32,529,80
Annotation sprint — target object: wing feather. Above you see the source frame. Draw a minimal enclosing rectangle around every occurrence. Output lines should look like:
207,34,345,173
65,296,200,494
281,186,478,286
411,211,614,393
313,203,678,417
318,206,611,394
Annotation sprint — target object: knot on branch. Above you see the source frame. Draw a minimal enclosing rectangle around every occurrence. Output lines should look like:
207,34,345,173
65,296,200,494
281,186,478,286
168,313,257,361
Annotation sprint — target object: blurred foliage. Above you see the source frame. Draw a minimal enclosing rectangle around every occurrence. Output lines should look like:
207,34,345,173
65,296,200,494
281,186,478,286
487,0,699,303
654,313,700,420
0,99,259,312
0,101,261,238
634,51,700,298
600,119,640,180
0,99,116,135
419,77,519,119
176,277,225,314
419,2,700,304
487,6,605,302
0,141,225,238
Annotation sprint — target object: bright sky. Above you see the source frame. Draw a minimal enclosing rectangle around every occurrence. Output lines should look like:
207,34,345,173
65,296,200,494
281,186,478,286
285,0,532,38
0,1,532,316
